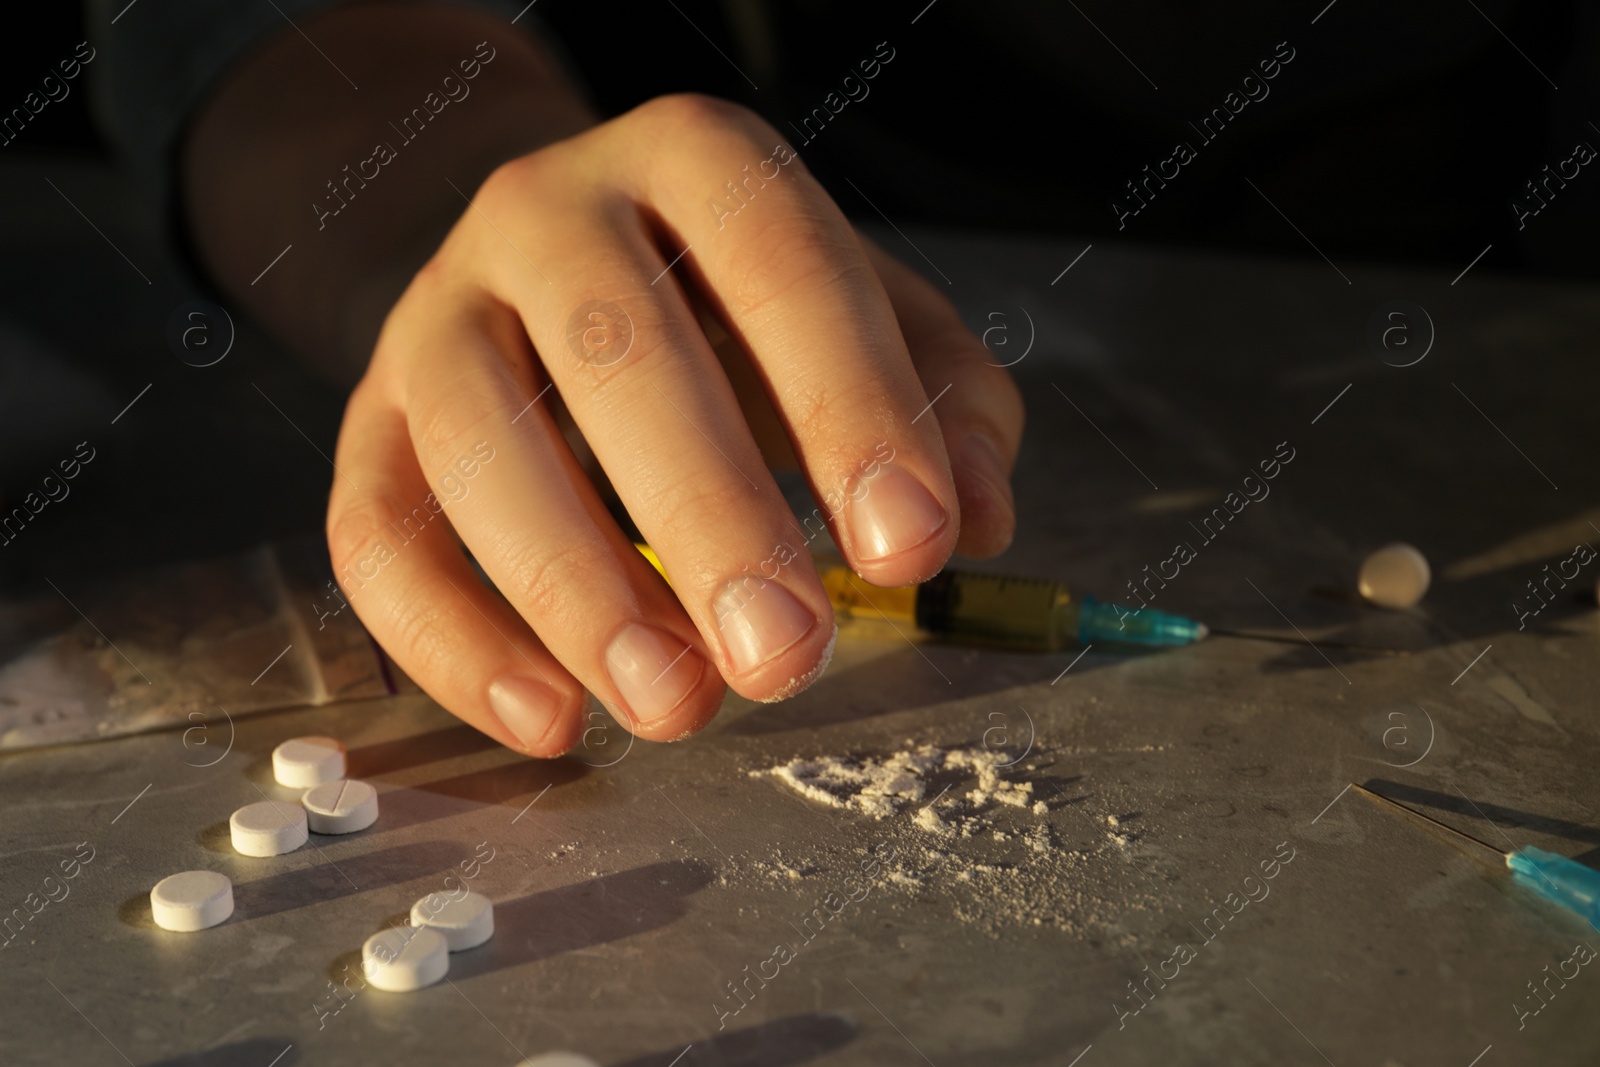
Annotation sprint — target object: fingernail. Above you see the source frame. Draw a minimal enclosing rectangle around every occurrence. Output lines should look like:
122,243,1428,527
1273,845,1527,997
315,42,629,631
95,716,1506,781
487,674,562,750
847,462,948,562
605,623,703,724
715,578,817,674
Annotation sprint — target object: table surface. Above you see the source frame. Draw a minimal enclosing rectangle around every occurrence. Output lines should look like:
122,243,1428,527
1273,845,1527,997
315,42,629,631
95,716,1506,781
5,219,1600,1067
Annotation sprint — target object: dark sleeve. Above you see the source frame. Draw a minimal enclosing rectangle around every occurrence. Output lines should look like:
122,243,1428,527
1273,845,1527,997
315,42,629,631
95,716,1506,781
82,0,530,256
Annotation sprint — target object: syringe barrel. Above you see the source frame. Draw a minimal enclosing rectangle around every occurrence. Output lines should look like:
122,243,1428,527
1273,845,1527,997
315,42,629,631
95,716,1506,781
913,570,1068,651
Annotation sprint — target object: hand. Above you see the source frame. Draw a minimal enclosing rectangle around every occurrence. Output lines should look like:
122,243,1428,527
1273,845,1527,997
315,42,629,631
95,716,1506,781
326,93,1023,755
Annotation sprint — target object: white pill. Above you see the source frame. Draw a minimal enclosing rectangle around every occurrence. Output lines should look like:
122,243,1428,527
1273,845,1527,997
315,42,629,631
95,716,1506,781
362,925,449,992
515,1055,601,1067
150,871,233,932
302,779,379,835
272,736,347,788
1358,542,1431,609
230,800,308,857
410,890,494,951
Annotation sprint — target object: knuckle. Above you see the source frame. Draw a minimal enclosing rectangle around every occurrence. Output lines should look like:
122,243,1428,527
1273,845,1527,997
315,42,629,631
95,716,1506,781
634,92,771,142
400,259,444,308
647,477,755,555
469,148,589,230
374,263,456,368
784,380,849,446
498,534,597,628
452,152,587,272
572,291,696,380
386,589,521,711
406,376,505,471
475,152,550,211
726,209,874,316
794,382,902,475
384,585,453,669
327,489,421,579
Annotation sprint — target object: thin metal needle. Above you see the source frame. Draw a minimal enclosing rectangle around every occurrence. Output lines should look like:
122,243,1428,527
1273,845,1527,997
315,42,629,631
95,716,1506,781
1351,783,1506,864
1206,627,1406,655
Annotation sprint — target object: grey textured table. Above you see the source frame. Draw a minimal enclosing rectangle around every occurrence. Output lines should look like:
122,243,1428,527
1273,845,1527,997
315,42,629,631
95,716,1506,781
5,224,1600,1067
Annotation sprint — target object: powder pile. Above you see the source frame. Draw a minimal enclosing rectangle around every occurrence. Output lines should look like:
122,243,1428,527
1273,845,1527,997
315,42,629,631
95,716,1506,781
754,743,1042,828
746,742,1164,935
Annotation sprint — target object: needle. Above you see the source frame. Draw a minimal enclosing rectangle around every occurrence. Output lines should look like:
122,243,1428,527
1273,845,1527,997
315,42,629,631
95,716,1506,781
1208,629,1408,654
1353,783,1600,929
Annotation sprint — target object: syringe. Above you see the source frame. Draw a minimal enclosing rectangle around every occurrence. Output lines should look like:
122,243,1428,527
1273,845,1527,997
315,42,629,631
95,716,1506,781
634,544,1207,652
817,561,1207,651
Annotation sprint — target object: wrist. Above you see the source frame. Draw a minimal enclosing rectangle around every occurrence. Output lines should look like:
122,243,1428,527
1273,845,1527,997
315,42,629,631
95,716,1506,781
182,2,597,378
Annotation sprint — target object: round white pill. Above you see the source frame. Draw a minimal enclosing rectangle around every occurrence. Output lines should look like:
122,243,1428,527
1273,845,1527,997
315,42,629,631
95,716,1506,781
302,779,379,835
272,736,347,788
150,871,233,932
515,1055,601,1067
1358,542,1431,609
230,800,308,857
362,925,449,992
410,890,494,951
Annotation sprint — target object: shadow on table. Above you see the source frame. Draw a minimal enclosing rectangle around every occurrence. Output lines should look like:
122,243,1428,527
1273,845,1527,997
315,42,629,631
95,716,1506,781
1363,777,1600,869
237,839,470,920
347,723,503,777
721,643,1125,737
611,1012,856,1067
120,839,473,928
1222,597,1438,676
1241,580,1599,678
450,858,715,977
138,1036,299,1067
376,758,587,831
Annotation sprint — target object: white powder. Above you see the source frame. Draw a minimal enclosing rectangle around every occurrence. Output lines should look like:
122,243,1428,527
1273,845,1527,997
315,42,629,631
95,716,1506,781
759,623,839,703
740,744,1164,937
944,747,1034,810
913,804,951,835
755,743,1046,840
993,787,1034,808
757,744,944,818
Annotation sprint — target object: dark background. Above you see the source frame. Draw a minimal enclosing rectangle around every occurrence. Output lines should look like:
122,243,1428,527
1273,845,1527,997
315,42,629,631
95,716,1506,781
4,0,1595,275
0,0,1593,590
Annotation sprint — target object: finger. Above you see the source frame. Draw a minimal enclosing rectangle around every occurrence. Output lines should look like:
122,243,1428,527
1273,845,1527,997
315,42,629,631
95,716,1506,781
393,277,732,736
616,95,962,587
459,144,838,703
327,374,587,756
861,236,1024,558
